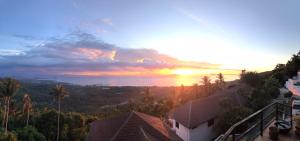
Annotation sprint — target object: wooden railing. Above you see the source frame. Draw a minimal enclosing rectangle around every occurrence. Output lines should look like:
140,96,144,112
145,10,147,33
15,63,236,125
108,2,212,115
215,102,292,141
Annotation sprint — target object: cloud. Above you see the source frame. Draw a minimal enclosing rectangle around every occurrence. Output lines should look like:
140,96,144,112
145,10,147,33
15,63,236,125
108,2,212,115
100,18,113,26
12,34,43,41
0,31,220,79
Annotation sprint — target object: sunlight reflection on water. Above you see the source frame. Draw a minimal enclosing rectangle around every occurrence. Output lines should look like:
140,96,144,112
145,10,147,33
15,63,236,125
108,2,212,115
61,74,239,86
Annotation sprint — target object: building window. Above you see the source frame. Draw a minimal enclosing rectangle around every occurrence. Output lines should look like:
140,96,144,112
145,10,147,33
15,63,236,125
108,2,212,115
176,121,179,128
208,118,214,127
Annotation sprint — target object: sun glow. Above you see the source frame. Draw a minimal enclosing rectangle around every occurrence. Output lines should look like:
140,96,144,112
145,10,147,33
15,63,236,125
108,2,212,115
172,69,197,76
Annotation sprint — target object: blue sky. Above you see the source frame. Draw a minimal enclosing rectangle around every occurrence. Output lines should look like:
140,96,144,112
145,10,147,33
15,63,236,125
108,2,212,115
0,0,299,85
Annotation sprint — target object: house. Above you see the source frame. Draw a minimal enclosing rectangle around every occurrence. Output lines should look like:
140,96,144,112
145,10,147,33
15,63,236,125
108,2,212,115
86,111,183,141
168,84,246,141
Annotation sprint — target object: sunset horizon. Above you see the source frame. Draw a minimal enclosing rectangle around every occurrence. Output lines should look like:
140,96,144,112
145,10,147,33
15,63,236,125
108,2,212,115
1,1,300,141
1,0,299,86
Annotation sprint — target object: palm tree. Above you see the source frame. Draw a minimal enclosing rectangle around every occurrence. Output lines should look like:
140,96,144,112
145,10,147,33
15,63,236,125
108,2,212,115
23,93,32,126
0,78,20,135
50,84,69,141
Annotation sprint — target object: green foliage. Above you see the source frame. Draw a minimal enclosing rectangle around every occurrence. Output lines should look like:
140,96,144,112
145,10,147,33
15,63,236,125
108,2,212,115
272,51,300,85
263,77,280,98
214,107,252,134
34,110,60,141
249,89,272,111
16,126,46,141
0,129,18,141
240,71,262,88
49,84,69,101
272,64,287,85
0,77,20,97
201,76,212,96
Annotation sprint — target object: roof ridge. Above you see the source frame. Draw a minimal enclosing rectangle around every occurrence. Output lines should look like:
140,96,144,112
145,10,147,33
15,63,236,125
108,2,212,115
110,112,133,141
134,112,175,140
188,101,193,127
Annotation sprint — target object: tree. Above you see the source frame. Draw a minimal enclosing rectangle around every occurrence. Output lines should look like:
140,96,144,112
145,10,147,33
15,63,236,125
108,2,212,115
0,78,20,135
193,83,199,98
272,64,287,85
263,77,280,98
34,110,61,140
0,129,17,141
22,94,32,126
201,76,211,96
240,71,262,88
248,89,272,111
217,73,225,89
214,107,252,134
16,126,46,141
49,84,69,141
285,51,300,78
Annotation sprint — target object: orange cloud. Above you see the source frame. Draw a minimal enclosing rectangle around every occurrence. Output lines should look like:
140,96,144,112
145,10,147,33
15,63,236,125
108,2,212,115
75,48,115,60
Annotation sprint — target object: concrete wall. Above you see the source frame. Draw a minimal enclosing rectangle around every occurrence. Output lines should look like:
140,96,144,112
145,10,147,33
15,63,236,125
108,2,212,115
189,122,216,141
172,120,190,141
171,119,216,141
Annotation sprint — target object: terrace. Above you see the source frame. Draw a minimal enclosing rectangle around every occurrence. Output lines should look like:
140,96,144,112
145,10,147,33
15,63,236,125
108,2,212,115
215,101,299,141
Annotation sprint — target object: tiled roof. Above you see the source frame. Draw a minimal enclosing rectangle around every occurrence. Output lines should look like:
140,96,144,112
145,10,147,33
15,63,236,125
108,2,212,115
169,83,247,129
87,111,182,141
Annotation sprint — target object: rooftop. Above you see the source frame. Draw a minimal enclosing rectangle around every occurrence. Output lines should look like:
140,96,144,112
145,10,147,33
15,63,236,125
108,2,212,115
169,83,247,128
86,111,182,141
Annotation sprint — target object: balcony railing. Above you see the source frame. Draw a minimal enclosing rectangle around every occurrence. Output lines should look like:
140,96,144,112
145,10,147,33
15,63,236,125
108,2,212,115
215,102,292,141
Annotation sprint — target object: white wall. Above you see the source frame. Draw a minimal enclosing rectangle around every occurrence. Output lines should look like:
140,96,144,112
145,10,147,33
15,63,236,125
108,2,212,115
189,123,216,141
171,119,216,141
172,120,190,141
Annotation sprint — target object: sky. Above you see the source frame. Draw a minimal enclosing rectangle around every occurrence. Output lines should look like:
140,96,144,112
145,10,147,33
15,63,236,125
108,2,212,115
0,0,299,86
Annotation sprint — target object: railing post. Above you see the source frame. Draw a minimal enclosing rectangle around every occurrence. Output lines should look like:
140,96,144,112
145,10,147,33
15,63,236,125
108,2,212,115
276,103,278,121
290,105,293,128
231,131,235,141
260,111,264,136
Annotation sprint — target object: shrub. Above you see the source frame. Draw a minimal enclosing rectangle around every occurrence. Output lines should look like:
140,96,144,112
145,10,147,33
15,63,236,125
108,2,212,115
214,107,252,134
16,126,46,141
240,71,262,88
0,129,18,141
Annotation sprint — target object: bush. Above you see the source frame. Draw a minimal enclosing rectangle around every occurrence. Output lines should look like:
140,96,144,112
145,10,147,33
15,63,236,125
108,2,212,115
214,107,252,134
263,77,280,98
249,89,272,111
16,126,46,141
0,129,18,141
34,110,61,141
240,71,262,88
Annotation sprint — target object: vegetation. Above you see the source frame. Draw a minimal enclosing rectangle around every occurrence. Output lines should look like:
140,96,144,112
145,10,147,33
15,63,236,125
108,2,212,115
272,51,300,85
0,78,20,135
214,106,252,134
49,84,69,141
215,51,300,135
0,78,98,141
240,71,262,88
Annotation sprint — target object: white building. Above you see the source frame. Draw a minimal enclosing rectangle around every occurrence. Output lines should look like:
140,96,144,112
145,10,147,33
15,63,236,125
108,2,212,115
168,85,245,141
285,71,300,96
